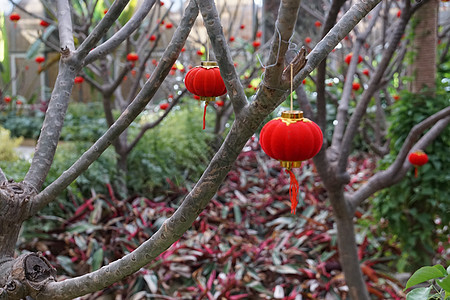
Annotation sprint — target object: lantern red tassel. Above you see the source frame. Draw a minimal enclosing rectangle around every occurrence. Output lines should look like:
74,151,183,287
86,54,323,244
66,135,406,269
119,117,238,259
184,61,227,130
260,111,323,214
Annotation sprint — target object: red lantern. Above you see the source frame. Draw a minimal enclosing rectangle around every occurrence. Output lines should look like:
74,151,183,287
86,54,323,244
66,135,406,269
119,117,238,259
197,50,204,56
159,102,169,110
74,76,84,84
240,24,245,30
352,82,361,91
397,10,401,18
165,23,173,29
215,100,224,107
393,94,400,101
181,47,186,52
9,13,20,23
260,111,323,213
256,31,262,38
4,96,11,103
229,36,235,42
314,21,322,28
40,20,50,27
345,53,363,65
127,53,139,62
252,41,261,49
305,37,311,44
35,56,45,64
408,150,428,177
184,61,227,129
362,69,370,76
149,35,156,41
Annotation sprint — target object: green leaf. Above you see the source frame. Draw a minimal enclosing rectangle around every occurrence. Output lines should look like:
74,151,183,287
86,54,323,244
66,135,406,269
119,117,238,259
406,287,432,300
437,275,450,293
91,248,104,271
406,265,448,289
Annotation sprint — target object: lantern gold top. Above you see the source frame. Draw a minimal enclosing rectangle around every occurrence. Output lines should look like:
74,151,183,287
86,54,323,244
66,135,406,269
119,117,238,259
201,61,219,68
281,110,303,119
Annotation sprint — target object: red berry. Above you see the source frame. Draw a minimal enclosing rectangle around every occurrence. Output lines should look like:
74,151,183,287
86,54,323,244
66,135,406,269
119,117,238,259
103,9,108,14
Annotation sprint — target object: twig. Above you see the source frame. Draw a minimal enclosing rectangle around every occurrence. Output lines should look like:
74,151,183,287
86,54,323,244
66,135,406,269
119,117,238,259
0,169,7,183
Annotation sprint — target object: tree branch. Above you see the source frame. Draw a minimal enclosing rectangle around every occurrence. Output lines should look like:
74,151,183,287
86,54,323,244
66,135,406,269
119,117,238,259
76,0,132,58
197,0,248,117
83,0,156,65
29,0,200,217
348,107,450,209
336,4,412,174
0,169,6,184
56,0,75,52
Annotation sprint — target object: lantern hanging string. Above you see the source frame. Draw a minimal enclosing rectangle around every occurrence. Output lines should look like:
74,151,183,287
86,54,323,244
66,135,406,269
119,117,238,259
290,63,293,111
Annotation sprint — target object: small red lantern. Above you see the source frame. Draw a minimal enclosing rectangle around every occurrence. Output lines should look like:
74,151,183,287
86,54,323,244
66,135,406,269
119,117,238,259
184,61,227,129
9,13,20,25
305,37,311,44
159,102,169,110
256,31,262,38
16,100,23,105
314,21,322,28
4,96,11,103
260,111,323,214
352,82,361,91
197,50,204,56
74,76,84,84
397,10,401,18
35,56,45,64
362,69,370,76
149,35,156,41
127,53,139,62
240,24,245,30
408,150,428,177
393,94,400,101
215,100,224,107
252,41,261,49
40,20,50,27
181,47,186,52
165,23,173,29
229,36,235,42
103,9,108,14
345,53,363,65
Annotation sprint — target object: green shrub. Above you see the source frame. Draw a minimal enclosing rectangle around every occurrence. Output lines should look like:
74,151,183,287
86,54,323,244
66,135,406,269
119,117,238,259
127,104,215,195
373,90,450,271
0,112,43,139
61,102,108,142
0,127,23,161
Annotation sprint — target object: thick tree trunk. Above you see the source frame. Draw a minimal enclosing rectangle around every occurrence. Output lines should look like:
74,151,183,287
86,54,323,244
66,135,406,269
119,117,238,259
410,0,438,93
329,189,370,300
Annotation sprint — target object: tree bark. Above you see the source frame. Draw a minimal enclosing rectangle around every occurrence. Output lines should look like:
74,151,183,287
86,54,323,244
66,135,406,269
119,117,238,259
410,0,438,94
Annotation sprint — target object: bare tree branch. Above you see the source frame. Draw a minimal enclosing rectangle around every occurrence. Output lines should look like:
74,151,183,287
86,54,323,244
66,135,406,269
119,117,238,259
197,0,248,116
56,0,75,51
83,0,156,65
0,169,6,184
348,107,450,209
336,4,413,175
29,0,200,217
23,0,81,191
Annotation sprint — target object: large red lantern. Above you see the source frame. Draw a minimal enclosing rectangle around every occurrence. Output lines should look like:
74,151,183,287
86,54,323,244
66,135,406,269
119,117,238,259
408,150,428,178
9,13,20,23
260,111,323,214
184,61,227,129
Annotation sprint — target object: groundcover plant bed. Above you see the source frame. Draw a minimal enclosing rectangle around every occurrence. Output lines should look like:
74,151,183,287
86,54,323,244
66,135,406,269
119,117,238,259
19,139,403,299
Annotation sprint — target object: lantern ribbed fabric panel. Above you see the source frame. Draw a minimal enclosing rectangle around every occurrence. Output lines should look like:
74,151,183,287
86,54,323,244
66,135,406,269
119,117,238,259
184,66,227,99
260,118,323,163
